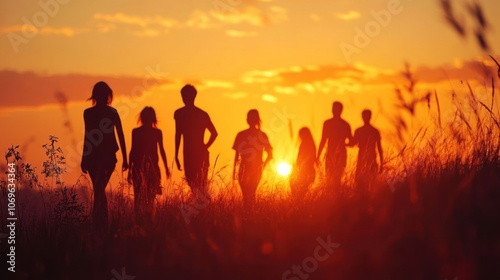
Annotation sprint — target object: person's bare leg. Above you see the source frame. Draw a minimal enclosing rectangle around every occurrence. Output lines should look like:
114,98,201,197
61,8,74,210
90,168,112,235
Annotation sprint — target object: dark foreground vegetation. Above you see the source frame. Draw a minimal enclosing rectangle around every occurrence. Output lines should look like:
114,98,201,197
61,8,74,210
2,69,500,280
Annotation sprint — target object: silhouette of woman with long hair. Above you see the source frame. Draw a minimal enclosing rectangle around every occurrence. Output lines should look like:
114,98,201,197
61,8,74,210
129,106,171,225
232,109,273,209
290,127,317,199
81,81,128,234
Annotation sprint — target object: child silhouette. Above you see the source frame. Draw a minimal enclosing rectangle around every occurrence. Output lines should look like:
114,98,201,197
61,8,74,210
129,106,171,225
290,127,317,199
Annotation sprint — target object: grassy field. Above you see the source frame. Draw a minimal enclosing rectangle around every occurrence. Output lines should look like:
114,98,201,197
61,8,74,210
1,72,500,280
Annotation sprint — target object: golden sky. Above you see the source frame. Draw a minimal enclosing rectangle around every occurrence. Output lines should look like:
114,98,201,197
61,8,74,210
1,0,499,187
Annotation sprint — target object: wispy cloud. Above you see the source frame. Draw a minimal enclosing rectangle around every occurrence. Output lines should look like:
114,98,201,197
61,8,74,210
242,69,280,84
94,13,149,27
201,80,235,89
336,10,361,21
273,86,296,95
239,58,500,91
225,29,258,37
0,13,178,38
224,92,248,99
268,6,288,23
0,25,83,37
92,4,287,37
262,94,278,103
93,13,181,37
0,2,288,39
92,12,179,36
2,58,497,108
201,5,288,28
93,13,178,28
186,10,218,29
0,70,171,108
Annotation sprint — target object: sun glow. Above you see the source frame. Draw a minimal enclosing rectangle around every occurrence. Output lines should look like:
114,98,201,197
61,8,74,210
276,162,292,177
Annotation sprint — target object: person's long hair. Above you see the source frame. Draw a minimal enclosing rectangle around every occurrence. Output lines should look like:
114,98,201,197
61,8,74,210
297,127,316,164
88,81,113,106
138,106,158,128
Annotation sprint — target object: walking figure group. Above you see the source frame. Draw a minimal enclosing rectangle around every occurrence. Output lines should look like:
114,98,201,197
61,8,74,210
317,102,384,196
81,81,383,233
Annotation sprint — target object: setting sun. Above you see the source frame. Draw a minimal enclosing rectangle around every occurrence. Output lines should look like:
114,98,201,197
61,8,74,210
276,162,292,177
1,0,500,279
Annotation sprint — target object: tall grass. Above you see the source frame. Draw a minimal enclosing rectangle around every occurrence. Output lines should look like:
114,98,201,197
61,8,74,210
1,65,500,279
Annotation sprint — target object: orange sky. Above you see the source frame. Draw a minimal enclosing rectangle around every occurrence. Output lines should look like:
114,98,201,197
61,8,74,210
1,0,499,188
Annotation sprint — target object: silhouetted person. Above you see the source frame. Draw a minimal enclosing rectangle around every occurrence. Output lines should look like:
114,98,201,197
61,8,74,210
352,109,383,194
233,109,273,209
174,84,218,198
129,107,171,226
81,81,128,234
317,101,353,192
290,127,316,199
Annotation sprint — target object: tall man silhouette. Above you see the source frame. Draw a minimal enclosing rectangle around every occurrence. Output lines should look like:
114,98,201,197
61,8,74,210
317,101,353,192
174,84,218,197
352,109,383,193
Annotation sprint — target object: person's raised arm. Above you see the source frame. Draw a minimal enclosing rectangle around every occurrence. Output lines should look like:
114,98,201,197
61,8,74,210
205,118,218,150
158,130,171,179
317,122,327,162
115,113,128,171
174,118,182,171
377,132,384,173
